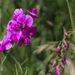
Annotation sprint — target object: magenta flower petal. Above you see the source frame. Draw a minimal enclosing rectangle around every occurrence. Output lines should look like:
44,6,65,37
24,15,33,27
29,32,34,37
17,14,25,24
18,37,24,46
12,35,17,42
25,9,31,14
5,41,13,50
32,8,37,14
30,26,37,33
7,20,18,29
25,8,38,18
0,35,13,51
0,45,4,52
24,37,30,45
13,8,23,20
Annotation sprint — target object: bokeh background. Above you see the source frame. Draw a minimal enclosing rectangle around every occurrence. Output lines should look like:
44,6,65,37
0,0,75,75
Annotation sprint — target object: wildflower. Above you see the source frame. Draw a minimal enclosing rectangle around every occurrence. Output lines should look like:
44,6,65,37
7,22,20,42
56,68,60,75
63,57,68,63
63,47,68,53
17,14,33,28
18,31,30,46
13,8,23,20
0,35,13,52
25,8,38,18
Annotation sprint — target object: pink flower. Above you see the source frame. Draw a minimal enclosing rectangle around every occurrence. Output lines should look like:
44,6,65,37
63,41,68,47
60,62,64,69
17,14,33,28
56,47,61,52
52,61,57,68
25,8,38,18
7,20,20,42
13,8,23,20
56,68,60,75
0,35,13,52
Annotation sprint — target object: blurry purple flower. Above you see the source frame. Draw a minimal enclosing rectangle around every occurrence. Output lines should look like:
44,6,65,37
56,47,61,52
63,57,68,63
63,41,68,47
63,47,68,53
52,61,57,68
61,53,64,58
13,8,23,20
60,62,64,69
25,8,38,18
0,35,13,52
56,68,60,75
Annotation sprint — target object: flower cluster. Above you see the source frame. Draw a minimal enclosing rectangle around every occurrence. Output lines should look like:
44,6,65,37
0,8,38,52
52,27,68,75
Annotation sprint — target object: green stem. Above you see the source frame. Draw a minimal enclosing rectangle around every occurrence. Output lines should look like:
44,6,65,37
0,49,11,68
66,0,75,38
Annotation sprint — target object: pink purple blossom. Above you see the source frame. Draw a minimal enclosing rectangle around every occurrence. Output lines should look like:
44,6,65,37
25,8,38,18
0,35,13,52
0,8,38,52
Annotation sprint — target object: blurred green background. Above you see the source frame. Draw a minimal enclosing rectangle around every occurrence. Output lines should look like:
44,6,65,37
0,0,75,75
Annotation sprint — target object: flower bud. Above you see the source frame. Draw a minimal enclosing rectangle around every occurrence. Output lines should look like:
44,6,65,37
61,53,64,58
56,42,61,52
56,47,61,52
63,47,68,53
56,68,60,75
63,41,67,47
52,61,57,68
60,62,64,69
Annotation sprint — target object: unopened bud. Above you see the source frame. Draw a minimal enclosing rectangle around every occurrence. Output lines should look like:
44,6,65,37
61,53,64,58
56,47,61,52
52,61,57,68
60,62,64,69
56,68,60,75
63,41,67,47
63,47,68,53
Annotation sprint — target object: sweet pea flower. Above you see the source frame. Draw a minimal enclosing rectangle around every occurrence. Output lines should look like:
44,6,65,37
25,8,38,18
0,35,13,52
17,14,33,28
13,8,23,20
18,31,30,46
7,20,20,42
22,26,37,38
